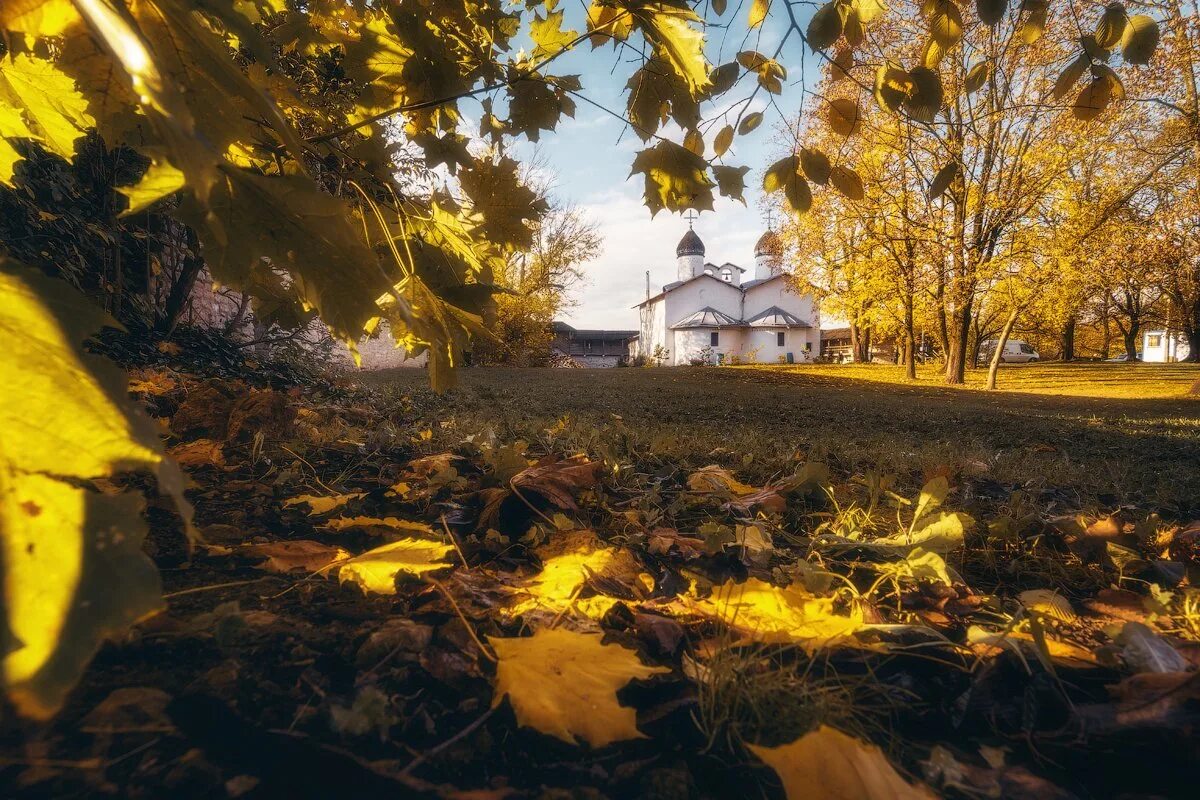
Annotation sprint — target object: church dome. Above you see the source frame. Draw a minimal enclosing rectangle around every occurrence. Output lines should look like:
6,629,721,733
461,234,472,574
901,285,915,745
754,229,781,257
676,228,705,257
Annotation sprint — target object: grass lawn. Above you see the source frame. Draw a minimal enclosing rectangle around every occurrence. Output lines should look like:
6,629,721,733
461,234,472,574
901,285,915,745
366,362,1200,518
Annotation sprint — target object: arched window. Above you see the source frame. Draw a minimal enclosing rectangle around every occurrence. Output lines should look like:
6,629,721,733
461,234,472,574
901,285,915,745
704,268,715,276
720,268,732,282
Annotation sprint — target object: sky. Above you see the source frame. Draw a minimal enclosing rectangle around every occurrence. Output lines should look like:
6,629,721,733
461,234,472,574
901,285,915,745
502,6,822,330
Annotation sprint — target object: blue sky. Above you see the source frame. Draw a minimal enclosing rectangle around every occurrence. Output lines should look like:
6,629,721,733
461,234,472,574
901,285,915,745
501,5,821,329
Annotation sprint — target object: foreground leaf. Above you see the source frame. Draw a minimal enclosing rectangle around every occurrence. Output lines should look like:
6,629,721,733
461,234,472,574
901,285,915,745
1,261,184,718
749,725,936,799
490,627,669,747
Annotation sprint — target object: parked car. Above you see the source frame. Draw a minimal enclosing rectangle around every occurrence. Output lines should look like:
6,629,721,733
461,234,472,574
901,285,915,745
978,339,1040,364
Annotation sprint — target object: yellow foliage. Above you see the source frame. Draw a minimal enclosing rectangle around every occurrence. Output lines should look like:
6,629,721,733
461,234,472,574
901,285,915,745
337,538,455,594
509,530,645,620
677,578,863,650
490,627,669,747
1,262,184,718
749,725,936,800
282,492,366,515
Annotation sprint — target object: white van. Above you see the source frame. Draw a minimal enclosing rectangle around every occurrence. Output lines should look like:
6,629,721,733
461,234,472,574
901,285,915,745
979,339,1040,363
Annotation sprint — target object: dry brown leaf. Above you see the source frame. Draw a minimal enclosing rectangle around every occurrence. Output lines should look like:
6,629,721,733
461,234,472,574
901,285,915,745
510,456,603,510
241,540,351,574
168,439,225,468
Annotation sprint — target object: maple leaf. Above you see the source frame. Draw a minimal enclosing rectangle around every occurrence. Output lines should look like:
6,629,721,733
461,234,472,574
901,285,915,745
530,10,579,59
713,165,750,203
490,627,669,747
0,53,95,170
0,260,186,719
630,140,715,216
625,0,710,95
337,538,456,595
458,156,549,253
749,725,937,799
626,58,700,140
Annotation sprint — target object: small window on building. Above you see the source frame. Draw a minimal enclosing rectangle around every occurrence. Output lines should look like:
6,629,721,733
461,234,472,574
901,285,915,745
776,331,785,346
720,268,732,282
710,331,719,346
804,342,812,352
704,268,715,276
1148,334,1162,348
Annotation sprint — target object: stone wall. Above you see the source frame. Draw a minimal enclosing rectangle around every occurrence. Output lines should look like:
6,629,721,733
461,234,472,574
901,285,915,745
180,273,426,371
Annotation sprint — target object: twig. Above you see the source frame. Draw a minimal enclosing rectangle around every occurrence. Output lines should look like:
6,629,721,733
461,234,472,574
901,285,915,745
424,578,497,663
400,705,497,776
164,578,273,599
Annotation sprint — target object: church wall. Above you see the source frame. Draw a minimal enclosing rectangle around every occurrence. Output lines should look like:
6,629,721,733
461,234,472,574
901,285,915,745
637,298,668,361
672,327,747,365
741,328,815,363
662,277,742,327
743,277,818,326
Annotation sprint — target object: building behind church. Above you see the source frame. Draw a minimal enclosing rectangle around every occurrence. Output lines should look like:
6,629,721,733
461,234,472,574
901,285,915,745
630,226,820,365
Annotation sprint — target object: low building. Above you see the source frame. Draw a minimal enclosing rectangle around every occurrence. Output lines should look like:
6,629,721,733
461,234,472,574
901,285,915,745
550,322,637,367
1142,330,1191,362
819,327,899,363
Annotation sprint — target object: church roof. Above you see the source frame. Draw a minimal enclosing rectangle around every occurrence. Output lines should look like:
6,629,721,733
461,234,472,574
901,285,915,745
705,261,746,273
676,228,705,257
740,273,787,291
754,229,782,257
671,307,745,329
747,306,812,328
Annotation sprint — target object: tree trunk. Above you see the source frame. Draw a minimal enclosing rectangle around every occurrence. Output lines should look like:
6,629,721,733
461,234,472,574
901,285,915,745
1060,314,1076,361
157,226,204,334
986,309,1020,390
945,299,972,385
1124,327,1140,361
904,299,917,380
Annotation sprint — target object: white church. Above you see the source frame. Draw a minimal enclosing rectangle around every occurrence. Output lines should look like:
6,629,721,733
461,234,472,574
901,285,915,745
630,224,820,365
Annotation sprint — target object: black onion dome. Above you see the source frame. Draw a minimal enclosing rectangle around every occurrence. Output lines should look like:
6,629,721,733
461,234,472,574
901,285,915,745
754,229,782,257
676,228,705,257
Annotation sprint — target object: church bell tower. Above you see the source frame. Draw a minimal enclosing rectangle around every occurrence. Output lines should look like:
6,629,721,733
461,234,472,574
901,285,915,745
675,216,705,281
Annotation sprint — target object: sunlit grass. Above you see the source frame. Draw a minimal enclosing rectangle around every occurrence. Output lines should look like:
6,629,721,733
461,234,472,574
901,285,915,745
365,365,1200,515
757,362,1200,400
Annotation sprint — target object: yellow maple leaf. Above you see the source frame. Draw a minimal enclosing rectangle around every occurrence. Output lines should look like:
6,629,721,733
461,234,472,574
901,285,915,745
337,537,454,594
749,725,936,800
490,628,669,747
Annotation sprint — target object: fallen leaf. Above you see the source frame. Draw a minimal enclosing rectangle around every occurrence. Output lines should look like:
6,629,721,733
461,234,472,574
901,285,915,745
687,465,756,495
489,627,669,747
510,455,603,510
241,540,351,574
323,516,435,537
169,439,226,469
337,538,455,595
1115,621,1189,673
749,724,936,799
1018,589,1077,623
675,578,863,650
283,493,366,515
